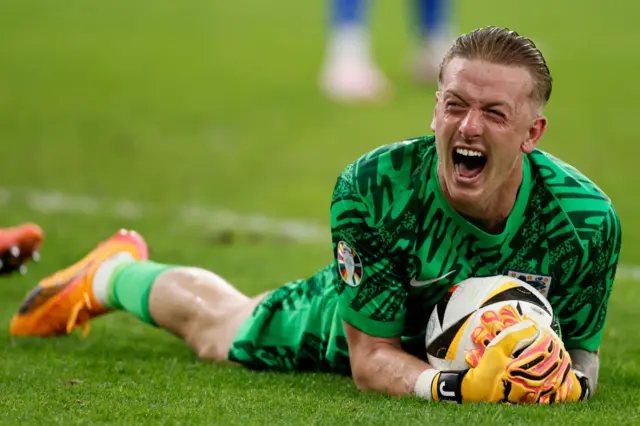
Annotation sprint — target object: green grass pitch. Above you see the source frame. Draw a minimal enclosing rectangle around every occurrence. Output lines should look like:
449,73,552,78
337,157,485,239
1,0,639,424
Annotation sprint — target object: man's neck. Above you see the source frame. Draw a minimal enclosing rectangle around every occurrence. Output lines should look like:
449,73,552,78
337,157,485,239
439,162,524,235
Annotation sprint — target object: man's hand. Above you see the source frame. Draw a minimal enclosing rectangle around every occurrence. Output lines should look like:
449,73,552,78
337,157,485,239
431,305,571,404
0,223,43,276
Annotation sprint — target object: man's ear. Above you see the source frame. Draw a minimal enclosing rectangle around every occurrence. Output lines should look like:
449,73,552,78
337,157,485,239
522,114,547,153
431,92,441,133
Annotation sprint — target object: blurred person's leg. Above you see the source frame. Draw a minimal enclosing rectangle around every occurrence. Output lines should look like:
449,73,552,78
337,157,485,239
319,0,391,104
411,0,455,84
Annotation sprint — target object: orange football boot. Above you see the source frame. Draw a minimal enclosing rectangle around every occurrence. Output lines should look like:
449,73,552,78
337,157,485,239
0,223,44,275
10,229,148,337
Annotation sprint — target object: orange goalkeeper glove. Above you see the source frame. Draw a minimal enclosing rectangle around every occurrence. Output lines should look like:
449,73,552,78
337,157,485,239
427,305,572,404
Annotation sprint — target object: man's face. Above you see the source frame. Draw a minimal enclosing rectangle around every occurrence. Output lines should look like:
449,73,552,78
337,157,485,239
431,58,547,214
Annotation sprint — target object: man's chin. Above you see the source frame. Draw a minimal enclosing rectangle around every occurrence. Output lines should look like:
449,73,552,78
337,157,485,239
443,173,487,211
449,187,486,209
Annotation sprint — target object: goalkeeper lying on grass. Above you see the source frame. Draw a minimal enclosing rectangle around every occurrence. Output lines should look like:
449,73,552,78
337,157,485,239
8,26,620,404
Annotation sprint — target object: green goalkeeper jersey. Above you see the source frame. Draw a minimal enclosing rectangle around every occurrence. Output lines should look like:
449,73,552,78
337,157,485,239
229,135,621,374
331,136,620,351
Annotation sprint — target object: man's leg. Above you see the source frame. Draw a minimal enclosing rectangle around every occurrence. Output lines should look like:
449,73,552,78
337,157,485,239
319,0,391,104
145,267,266,361
411,0,455,84
9,229,264,362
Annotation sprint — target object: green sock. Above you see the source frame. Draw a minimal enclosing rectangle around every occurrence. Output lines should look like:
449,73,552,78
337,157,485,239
106,261,176,326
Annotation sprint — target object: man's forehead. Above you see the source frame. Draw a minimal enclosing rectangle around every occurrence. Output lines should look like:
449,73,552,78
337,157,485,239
440,58,533,105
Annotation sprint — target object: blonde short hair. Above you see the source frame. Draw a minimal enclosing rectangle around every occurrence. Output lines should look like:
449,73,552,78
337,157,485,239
439,26,553,106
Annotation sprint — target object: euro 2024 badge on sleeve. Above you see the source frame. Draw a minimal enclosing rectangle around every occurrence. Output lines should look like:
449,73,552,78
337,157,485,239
337,241,363,287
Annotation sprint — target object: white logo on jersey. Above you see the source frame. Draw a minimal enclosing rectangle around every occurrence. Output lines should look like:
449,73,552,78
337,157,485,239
409,270,456,287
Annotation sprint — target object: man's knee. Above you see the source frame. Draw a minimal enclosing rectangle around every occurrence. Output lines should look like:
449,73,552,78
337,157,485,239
149,267,209,324
148,267,241,339
151,266,247,312
189,292,269,363
153,266,228,296
148,266,263,363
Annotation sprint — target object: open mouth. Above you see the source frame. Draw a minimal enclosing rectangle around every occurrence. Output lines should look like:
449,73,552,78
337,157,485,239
453,147,487,180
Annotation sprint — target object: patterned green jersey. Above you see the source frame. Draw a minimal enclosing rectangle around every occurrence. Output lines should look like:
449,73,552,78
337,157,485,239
229,135,621,374
331,135,621,354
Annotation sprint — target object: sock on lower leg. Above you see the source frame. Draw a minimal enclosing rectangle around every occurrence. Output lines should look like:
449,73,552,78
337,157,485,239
105,261,176,326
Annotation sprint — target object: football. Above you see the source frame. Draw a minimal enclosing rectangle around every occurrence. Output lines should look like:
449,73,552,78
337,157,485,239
425,275,561,371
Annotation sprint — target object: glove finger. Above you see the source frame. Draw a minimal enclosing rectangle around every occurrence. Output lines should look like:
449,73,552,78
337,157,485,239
509,333,555,377
509,332,572,394
498,304,525,328
529,331,570,381
538,393,552,404
465,347,484,368
548,355,572,394
544,347,572,393
471,324,495,349
555,384,568,402
467,322,495,367
487,319,539,357
539,383,567,405
521,391,540,405
479,309,506,337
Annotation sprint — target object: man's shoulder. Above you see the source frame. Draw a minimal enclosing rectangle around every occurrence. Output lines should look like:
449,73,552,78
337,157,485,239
528,149,618,242
336,135,435,191
331,135,436,228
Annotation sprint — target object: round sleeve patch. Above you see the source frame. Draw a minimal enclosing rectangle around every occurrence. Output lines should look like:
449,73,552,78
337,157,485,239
337,241,363,287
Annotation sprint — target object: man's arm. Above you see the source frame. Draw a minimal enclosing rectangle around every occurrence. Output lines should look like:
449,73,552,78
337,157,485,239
330,161,438,398
329,160,561,404
344,309,562,404
344,321,433,396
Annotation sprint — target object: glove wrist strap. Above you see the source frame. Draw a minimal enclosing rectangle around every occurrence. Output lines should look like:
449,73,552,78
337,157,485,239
434,371,466,404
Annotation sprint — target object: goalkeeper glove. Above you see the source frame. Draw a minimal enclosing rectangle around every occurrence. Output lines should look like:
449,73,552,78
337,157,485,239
417,305,572,404
538,368,591,403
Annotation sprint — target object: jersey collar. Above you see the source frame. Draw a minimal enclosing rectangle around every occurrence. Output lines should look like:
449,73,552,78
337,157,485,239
432,154,533,244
